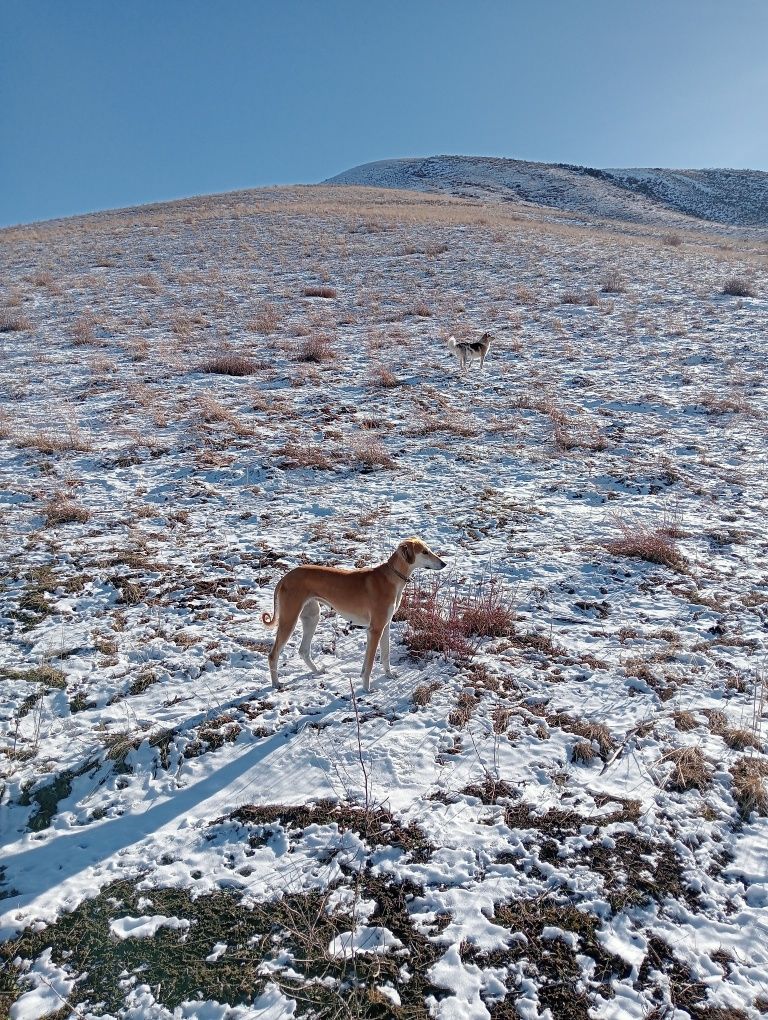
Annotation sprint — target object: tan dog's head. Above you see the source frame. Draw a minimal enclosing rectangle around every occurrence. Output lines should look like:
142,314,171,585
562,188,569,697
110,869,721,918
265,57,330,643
399,536,446,571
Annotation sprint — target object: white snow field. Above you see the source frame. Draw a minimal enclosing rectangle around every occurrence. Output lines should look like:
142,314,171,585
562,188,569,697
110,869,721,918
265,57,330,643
1,180,767,1018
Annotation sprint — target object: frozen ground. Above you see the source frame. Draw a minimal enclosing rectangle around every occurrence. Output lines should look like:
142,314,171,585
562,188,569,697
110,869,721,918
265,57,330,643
1,183,767,1018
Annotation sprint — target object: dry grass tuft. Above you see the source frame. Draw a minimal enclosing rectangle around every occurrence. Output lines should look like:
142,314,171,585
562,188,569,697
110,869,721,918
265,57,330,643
296,334,334,363
198,394,253,435
72,314,97,345
722,277,756,298
20,428,92,454
673,710,699,732
369,365,400,388
303,285,337,299
44,498,91,527
136,272,163,293
199,353,260,376
571,741,597,764
554,423,608,452
412,681,441,708
347,435,395,470
721,727,762,752
411,301,433,317
249,301,281,334
605,519,687,571
0,308,32,332
600,270,626,293
730,757,768,817
276,442,334,471
665,746,711,792
661,232,683,247
561,290,599,306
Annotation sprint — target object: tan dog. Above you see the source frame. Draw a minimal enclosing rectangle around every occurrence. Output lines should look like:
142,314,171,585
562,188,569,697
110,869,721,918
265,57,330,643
262,537,446,690
446,332,493,372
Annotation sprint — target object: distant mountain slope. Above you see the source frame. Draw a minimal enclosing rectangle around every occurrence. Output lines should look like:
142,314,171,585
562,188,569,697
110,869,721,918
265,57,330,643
326,155,768,228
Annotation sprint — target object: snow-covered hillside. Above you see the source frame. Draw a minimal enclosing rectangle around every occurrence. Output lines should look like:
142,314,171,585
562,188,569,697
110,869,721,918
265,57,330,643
327,156,768,230
1,185,767,1018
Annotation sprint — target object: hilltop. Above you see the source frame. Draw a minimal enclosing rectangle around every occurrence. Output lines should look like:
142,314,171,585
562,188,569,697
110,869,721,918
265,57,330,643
327,155,768,231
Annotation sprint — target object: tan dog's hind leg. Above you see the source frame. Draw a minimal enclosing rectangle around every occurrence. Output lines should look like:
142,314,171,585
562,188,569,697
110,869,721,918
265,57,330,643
361,625,384,692
267,596,301,689
298,599,323,674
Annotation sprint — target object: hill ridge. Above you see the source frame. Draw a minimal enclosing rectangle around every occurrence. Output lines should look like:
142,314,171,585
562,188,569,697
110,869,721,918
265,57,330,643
327,154,768,229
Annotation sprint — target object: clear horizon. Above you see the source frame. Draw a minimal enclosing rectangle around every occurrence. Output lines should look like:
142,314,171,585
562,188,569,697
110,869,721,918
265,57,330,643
3,0,768,228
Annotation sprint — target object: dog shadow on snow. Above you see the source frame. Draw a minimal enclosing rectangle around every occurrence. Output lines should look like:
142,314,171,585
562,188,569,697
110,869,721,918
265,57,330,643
0,675,358,923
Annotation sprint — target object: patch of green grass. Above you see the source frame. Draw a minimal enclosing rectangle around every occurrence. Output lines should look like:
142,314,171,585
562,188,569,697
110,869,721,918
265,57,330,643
17,759,99,831
230,799,432,857
478,901,629,1019
1,872,444,1017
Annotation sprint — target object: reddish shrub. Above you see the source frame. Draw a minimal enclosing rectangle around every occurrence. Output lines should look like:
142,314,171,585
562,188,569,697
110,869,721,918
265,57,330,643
396,572,515,662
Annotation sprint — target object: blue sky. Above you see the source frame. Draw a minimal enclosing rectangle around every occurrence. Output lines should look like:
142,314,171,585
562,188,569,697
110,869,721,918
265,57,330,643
2,0,767,226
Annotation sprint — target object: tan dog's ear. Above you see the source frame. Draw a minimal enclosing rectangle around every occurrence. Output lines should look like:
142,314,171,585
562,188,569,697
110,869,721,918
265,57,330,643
402,541,416,564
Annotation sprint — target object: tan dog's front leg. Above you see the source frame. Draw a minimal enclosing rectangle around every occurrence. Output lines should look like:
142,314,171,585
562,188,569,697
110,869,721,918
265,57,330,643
380,623,396,678
361,625,383,692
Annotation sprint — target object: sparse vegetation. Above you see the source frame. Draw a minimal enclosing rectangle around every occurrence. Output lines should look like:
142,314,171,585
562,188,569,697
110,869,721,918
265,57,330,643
303,284,337,298
296,333,334,362
0,308,32,332
605,520,687,570
722,276,756,297
43,497,91,526
199,353,260,375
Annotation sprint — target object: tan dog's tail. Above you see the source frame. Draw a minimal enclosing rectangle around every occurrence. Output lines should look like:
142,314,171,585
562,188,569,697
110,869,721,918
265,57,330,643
262,589,279,628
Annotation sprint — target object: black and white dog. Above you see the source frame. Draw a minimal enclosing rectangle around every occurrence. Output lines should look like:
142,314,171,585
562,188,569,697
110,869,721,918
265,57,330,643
445,332,493,372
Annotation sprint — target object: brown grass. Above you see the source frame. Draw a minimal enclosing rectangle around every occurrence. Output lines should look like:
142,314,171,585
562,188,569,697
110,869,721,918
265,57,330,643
730,757,768,817
197,394,253,435
199,353,260,376
72,314,98,345
0,309,32,332
296,334,334,363
665,747,711,792
249,301,281,334
605,520,687,571
347,435,395,470
561,291,599,306
19,428,93,454
554,423,608,452
411,301,432,317
369,365,400,388
276,442,334,471
721,727,762,752
136,272,163,293
412,681,441,708
43,498,91,527
673,710,699,732
722,277,756,298
600,270,626,293
303,285,337,299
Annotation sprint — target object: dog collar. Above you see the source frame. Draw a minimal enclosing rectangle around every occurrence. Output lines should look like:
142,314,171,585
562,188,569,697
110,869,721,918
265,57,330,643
390,565,411,583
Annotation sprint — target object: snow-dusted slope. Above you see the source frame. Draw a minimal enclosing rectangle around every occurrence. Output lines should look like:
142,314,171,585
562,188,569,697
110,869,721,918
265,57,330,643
1,185,767,1017
327,155,768,228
